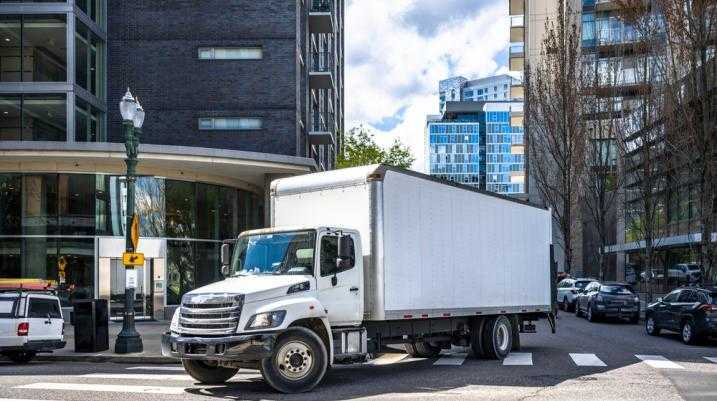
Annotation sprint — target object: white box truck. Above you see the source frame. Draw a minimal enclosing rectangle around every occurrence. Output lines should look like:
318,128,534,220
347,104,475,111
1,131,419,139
162,165,556,393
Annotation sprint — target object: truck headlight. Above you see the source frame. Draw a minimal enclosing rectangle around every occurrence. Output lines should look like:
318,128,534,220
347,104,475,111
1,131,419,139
170,308,180,333
245,310,286,330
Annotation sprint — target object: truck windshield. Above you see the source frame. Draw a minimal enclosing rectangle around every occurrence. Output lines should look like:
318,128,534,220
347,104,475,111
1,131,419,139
232,231,316,276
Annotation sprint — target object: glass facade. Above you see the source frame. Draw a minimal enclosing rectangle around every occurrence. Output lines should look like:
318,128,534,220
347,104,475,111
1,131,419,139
0,5,106,143
427,122,482,187
0,172,264,306
485,111,525,195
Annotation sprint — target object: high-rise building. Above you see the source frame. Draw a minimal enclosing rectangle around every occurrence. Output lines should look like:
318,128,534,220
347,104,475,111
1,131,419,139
438,74,516,114
426,100,525,196
0,0,344,318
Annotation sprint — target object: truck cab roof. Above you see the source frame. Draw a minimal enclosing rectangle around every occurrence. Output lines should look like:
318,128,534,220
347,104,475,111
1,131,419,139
240,226,357,237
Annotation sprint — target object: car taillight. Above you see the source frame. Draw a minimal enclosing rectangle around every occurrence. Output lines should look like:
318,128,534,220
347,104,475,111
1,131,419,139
17,322,29,336
699,304,714,312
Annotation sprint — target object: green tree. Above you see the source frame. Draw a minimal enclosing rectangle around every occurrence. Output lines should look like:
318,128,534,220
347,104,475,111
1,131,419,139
337,126,414,169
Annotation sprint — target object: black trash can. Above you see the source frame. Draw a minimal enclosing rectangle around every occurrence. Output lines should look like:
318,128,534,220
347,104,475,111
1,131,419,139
73,299,109,352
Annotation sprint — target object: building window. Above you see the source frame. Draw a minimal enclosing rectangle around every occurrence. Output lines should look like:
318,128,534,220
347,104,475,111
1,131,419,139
198,47,262,60
75,20,103,97
198,117,263,130
0,15,67,82
76,0,102,25
75,98,103,142
0,93,67,141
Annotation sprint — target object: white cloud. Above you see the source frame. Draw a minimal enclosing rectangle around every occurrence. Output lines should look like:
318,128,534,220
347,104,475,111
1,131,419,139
345,0,509,171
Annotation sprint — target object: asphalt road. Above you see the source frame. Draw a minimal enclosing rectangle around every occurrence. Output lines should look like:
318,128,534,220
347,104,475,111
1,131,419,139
1,313,716,401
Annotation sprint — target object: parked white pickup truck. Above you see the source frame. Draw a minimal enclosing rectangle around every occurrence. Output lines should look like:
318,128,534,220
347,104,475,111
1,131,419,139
162,165,556,393
0,288,66,363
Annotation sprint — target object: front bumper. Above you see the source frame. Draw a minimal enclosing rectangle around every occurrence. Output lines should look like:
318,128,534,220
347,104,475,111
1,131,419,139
0,339,66,353
161,332,276,362
595,305,639,318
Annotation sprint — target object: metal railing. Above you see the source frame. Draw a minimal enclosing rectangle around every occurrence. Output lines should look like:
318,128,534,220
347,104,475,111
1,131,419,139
310,51,333,73
311,0,331,12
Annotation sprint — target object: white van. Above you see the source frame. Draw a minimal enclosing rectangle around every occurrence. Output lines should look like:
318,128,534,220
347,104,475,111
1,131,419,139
0,290,66,363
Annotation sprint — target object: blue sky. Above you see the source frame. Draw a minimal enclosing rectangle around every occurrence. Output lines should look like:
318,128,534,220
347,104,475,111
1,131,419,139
345,0,511,170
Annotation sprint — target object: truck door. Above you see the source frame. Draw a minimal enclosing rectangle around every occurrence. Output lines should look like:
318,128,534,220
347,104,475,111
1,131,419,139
27,296,63,341
316,232,362,326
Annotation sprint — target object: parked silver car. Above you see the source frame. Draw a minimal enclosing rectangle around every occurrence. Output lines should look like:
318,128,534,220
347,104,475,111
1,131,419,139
557,278,596,312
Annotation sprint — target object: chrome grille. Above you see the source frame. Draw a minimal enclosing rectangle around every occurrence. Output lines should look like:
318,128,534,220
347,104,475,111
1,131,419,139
179,293,243,335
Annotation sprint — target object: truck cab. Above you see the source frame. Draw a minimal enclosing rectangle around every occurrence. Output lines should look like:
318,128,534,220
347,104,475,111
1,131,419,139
163,226,364,393
0,288,66,364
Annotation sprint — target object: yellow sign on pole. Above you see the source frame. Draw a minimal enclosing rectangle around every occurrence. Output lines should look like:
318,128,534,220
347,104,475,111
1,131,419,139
57,256,67,284
130,214,140,251
122,252,145,267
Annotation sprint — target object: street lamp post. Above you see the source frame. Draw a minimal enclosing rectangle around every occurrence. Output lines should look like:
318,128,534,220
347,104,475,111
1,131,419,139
115,88,146,354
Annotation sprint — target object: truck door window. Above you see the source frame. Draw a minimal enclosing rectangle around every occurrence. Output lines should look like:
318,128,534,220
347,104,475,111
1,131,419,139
28,298,62,318
320,235,355,277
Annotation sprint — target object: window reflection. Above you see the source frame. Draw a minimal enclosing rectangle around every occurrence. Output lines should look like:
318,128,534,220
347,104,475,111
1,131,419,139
75,20,101,96
75,98,104,142
0,15,67,83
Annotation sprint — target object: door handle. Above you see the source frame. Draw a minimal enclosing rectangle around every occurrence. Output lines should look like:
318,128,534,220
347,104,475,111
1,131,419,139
349,287,359,292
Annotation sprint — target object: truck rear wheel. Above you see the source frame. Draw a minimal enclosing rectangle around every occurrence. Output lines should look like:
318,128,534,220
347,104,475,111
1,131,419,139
404,341,441,358
482,316,513,360
182,359,238,384
469,318,487,358
6,351,36,364
260,327,328,394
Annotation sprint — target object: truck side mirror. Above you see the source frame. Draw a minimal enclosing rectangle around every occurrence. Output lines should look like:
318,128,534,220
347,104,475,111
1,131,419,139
220,243,231,277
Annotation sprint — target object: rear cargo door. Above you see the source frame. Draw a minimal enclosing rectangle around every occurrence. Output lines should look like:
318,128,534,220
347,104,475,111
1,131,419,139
316,232,362,326
26,296,63,341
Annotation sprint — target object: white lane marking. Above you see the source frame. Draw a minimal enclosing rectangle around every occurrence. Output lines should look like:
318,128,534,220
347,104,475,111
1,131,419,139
16,383,187,395
82,373,192,381
126,366,184,371
635,355,684,369
704,357,717,364
570,353,607,367
368,353,409,365
0,399,61,401
503,352,533,366
433,352,468,366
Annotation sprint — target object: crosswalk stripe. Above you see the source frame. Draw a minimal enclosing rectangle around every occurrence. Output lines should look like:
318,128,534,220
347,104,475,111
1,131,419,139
0,399,61,401
126,366,184,371
369,353,409,365
570,353,606,367
82,373,192,381
14,383,184,395
433,352,468,366
16,383,187,395
704,357,717,364
503,352,533,366
635,355,684,369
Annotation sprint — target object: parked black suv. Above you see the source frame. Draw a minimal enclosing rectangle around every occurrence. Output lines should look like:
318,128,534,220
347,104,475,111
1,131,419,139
645,287,717,345
575,282,640,323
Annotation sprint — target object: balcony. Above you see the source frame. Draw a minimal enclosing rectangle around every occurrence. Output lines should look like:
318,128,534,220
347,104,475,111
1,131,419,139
310,0,334,33
309,51,334,89
309,111,335,145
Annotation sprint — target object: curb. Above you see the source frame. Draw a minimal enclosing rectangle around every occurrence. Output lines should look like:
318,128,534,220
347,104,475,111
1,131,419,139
35,354,178,364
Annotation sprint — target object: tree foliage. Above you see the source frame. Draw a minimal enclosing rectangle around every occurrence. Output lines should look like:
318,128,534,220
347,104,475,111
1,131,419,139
337,126,415,169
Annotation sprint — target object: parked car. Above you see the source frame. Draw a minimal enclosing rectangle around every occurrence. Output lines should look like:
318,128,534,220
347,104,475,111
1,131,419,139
644,287,717,345
672,263,702,283
557,278,596,312
575,282,640,323
0,287,66,363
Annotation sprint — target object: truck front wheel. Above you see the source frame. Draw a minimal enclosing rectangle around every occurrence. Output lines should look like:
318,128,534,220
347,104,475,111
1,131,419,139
260,327,328,393
182,359,238,384
482,316,513,360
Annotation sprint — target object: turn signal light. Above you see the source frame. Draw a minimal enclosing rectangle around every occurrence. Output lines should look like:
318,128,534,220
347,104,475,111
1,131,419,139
17,322,29,336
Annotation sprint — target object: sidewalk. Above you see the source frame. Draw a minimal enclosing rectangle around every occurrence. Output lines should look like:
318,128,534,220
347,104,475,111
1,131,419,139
36,320,177,364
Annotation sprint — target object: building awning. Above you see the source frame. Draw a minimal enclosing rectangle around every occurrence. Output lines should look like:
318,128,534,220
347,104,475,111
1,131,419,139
0,142,316,194
605,232,717,254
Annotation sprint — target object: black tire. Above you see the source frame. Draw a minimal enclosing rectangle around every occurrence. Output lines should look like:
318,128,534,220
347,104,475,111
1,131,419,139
469,318,487,358
511,317,521,351
681,320,701,345
586,303,598,322
565,298,575,313
645,315,660,336
629,313,639,324
575,302,582,317
559,297,566,311
182,359,238,384
6,351,35,364
260,327,328,394
482,315,513,360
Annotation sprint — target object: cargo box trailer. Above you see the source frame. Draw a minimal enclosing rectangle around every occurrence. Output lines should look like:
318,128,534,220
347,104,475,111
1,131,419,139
163,165,556,393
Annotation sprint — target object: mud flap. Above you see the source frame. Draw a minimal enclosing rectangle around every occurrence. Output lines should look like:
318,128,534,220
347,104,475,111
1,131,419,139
547,312,557,334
